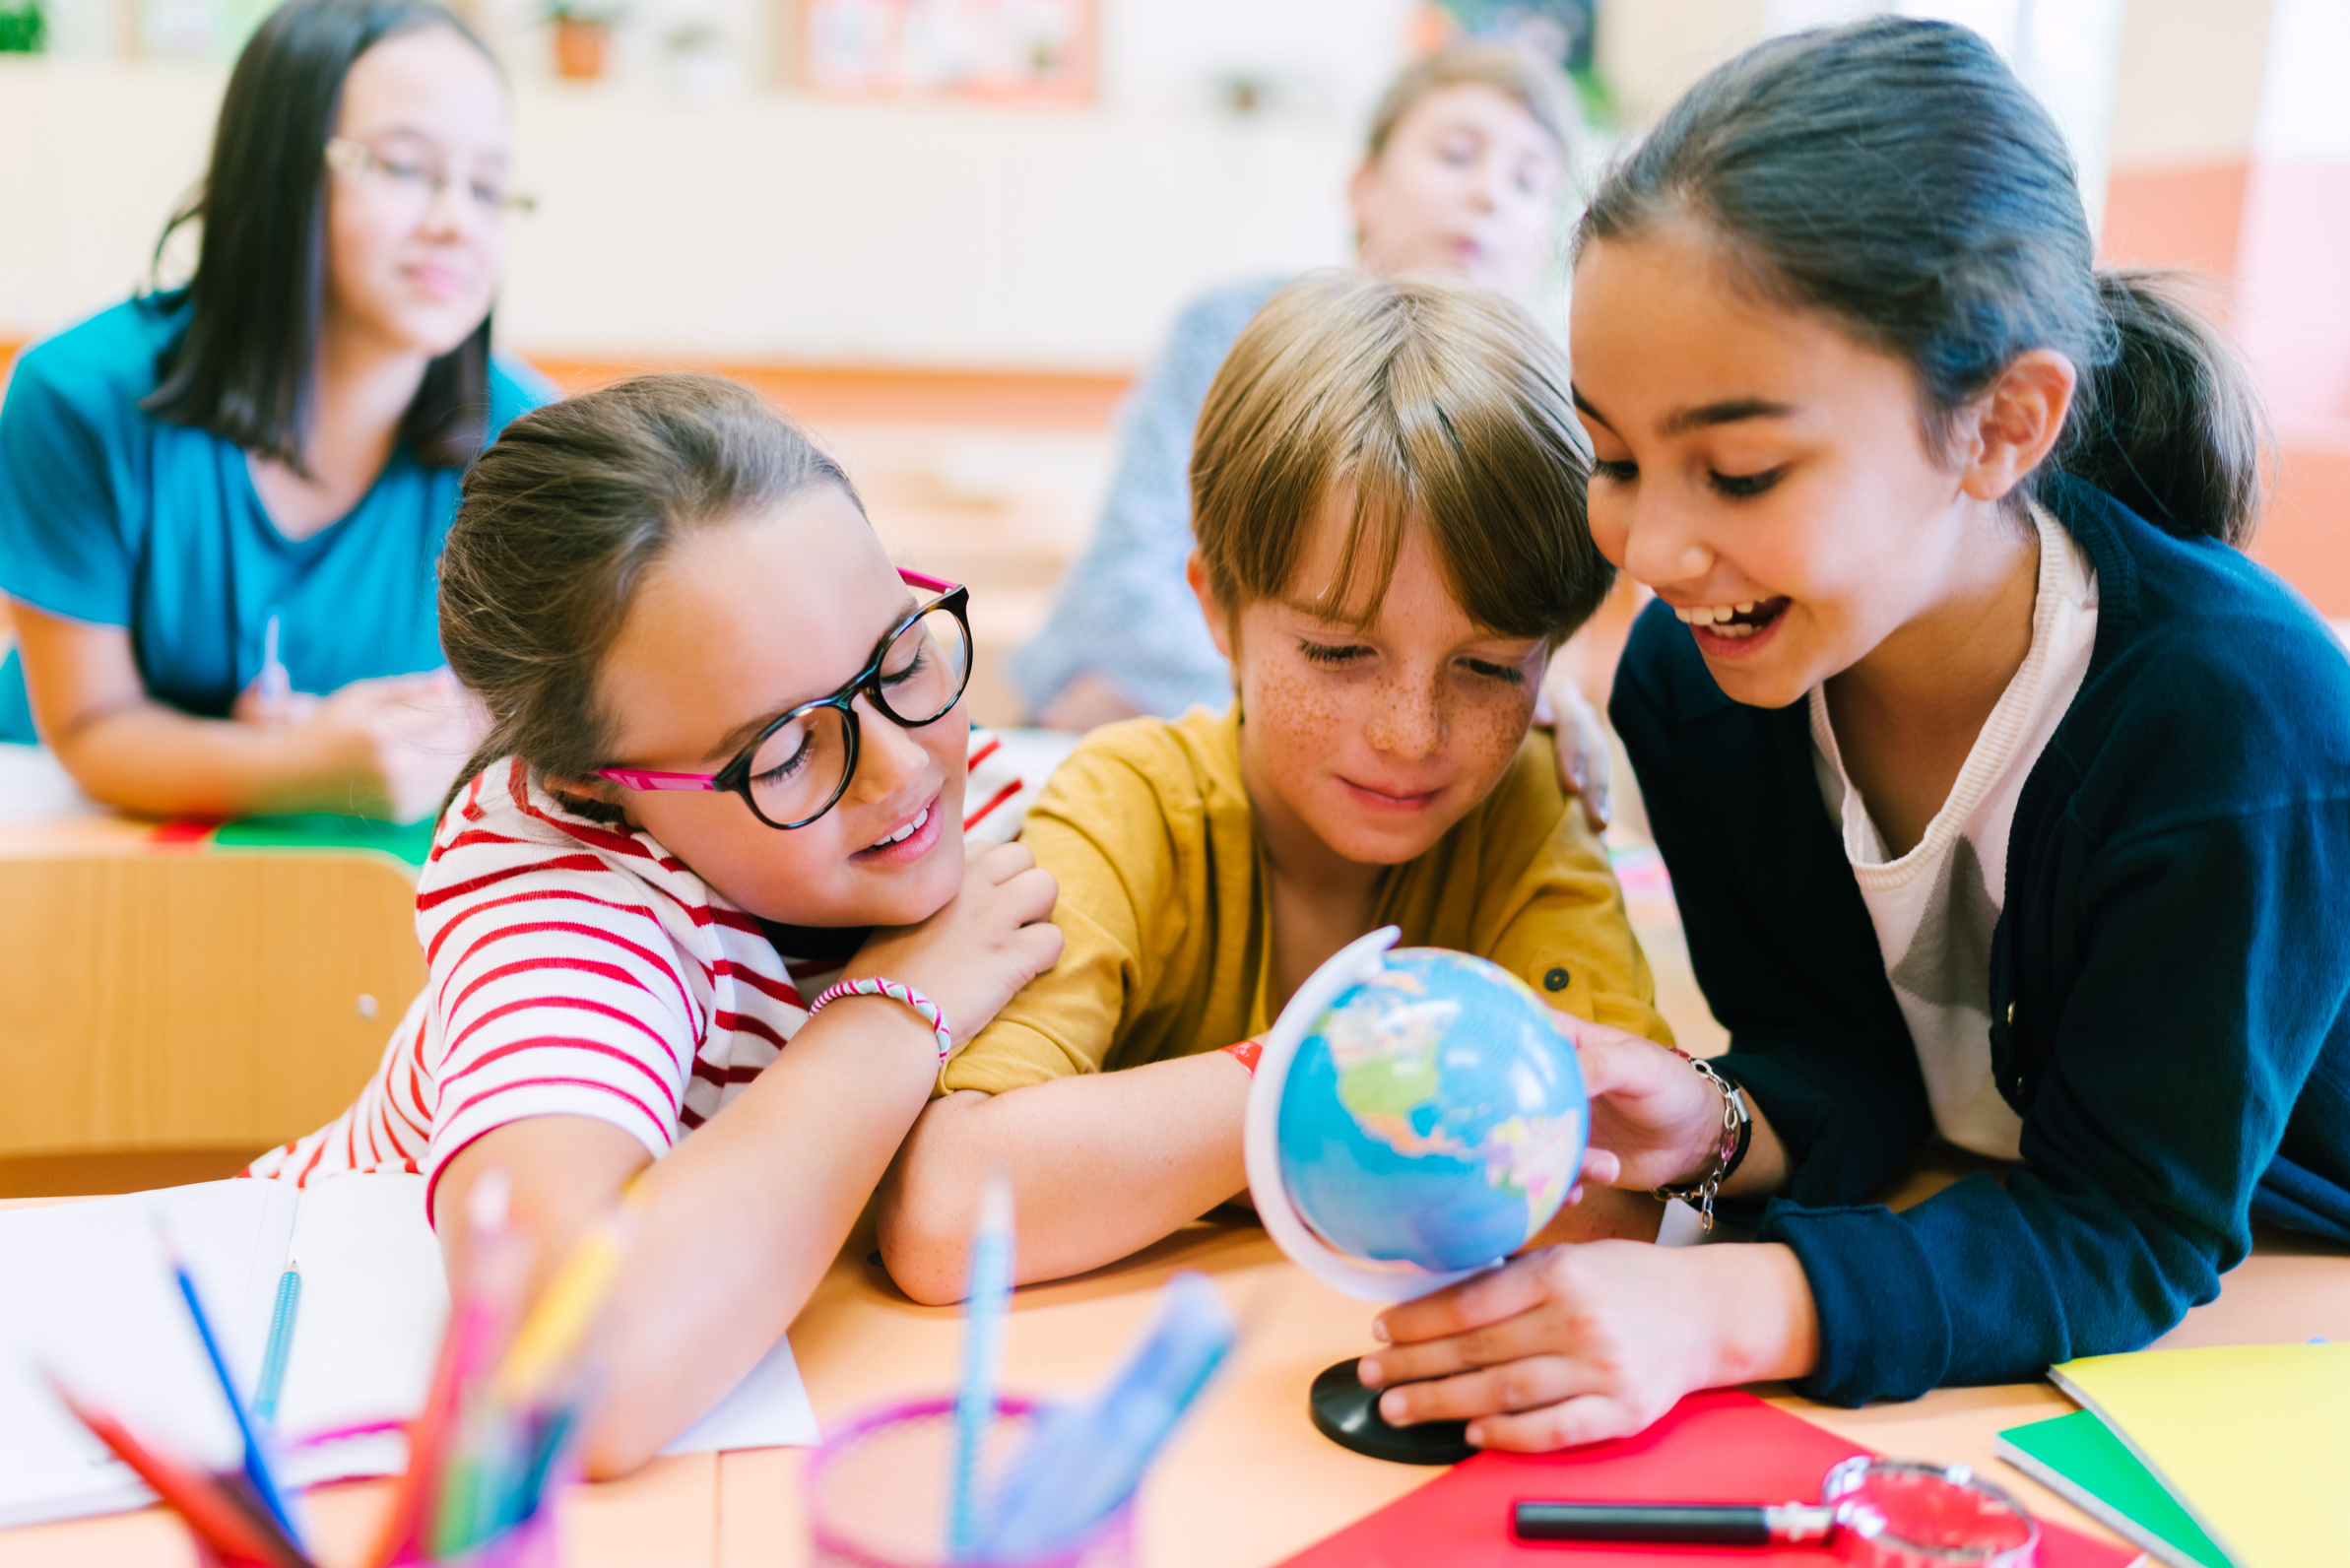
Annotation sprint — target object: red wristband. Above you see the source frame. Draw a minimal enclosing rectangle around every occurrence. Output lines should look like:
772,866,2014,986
1220,1039,1263,1076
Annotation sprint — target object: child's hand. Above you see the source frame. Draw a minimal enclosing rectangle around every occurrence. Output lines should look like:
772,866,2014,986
1358,1242,1716,1449
1552,1012,1734,1192
1357,1239,1816,1452
300,670,490,821
231,676,322,729
848,840,1062,1047
1534,661,1611,833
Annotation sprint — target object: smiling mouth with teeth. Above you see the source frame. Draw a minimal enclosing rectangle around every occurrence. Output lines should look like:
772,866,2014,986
870,804,931,849
1672,597,1791,640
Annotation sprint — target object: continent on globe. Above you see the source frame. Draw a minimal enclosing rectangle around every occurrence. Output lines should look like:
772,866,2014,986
1274,948,1590,1276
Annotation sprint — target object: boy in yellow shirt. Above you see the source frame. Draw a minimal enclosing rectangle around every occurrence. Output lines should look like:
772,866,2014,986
880,273,1672,1300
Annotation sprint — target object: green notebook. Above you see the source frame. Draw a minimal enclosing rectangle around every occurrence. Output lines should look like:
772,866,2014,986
1995,1410,2234,1568
212,813,435,867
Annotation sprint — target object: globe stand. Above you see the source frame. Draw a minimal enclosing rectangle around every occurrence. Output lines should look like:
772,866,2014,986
1307,1359,1474,1466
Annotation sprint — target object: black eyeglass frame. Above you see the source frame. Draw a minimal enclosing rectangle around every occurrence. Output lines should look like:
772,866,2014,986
598,582,972,831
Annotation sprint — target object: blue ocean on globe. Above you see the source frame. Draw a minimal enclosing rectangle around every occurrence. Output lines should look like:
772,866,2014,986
1275,948,1588,1274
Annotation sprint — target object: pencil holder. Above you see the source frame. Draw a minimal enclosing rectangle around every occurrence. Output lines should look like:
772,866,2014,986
379,1496,563,1568
806,1397,1137,1568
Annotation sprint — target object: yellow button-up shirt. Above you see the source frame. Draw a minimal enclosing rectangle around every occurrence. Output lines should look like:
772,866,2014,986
942,707,1672,1095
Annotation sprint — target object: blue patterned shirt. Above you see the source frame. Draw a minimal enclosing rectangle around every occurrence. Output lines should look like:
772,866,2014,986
1011,277,1287,720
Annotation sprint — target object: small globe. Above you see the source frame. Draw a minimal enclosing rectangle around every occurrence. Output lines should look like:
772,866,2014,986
1273,947,1588,1276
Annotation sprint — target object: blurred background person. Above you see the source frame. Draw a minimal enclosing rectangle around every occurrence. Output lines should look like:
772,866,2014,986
1012,43,1580,737
0,0,547,822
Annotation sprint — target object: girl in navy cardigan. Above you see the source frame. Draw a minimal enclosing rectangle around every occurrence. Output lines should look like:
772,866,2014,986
1355,17,2350,1447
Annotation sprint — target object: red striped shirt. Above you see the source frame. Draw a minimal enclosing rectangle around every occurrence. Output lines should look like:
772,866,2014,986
249,731,1032,1206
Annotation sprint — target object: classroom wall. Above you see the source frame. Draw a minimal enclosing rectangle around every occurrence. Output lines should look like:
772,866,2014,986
2101,0,2350,616
1596,0,2125,227
6,2,2343,615
0,0,1417,370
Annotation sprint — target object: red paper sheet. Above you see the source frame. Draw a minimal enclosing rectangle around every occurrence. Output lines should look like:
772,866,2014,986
1277,1391,2132,1567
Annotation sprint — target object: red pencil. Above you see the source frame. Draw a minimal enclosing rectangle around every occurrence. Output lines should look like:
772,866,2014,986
46,1376,311,1568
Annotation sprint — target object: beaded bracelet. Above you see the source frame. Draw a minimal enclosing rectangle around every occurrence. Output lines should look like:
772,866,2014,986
806,977,954,1064
1649,1043,1751,1233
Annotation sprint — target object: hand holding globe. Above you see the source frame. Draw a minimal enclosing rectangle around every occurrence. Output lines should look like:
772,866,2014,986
1242,927,1598,1462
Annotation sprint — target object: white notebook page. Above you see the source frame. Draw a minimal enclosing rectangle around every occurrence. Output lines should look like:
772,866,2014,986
0,1172,821,1529
275,1174,449,1486
0,1181,299,1528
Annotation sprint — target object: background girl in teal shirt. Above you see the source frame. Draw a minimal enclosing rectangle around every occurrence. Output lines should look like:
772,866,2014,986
0,0,548,821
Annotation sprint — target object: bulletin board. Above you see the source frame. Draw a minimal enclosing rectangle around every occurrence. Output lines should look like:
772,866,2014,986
803,0,1095,104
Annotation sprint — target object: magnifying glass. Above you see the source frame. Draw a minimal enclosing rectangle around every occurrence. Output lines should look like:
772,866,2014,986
1513,1456,2041,1566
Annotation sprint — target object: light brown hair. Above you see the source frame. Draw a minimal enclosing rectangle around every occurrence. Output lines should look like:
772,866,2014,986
1190,271,1607,644
438,372,860,811
1365,42,1577,163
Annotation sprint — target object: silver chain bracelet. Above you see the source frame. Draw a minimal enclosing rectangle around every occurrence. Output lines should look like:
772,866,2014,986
1650,1051,1751,1233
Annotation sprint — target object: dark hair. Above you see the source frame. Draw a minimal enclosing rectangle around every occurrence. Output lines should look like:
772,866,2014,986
1577,17,2267,545
143,0,499,474
1192,271,1608,645
438,373,862,809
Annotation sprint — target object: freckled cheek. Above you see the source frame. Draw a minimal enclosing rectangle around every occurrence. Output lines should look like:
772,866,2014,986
1243,660,1354,789
1455,691,1538,789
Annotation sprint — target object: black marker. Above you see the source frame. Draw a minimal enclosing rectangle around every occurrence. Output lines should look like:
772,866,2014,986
1512,1499,1837,1546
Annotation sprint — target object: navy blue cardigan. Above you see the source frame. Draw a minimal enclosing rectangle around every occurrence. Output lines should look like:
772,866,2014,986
1610,476,2350,1405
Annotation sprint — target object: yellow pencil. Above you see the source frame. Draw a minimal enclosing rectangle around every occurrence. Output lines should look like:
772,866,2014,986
495,1198,636,1403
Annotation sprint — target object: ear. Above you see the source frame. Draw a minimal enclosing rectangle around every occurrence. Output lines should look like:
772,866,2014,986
1346,159,1380,259
1187,552,1236,662
1957,348,2077,504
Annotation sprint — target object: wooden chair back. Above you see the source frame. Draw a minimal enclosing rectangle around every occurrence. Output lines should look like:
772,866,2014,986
0,851,422,1163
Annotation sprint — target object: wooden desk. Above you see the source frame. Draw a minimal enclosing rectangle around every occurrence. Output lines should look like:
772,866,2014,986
6,1208,2342,1568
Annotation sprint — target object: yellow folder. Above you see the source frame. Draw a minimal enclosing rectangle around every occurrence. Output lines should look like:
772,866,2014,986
2050,1341,2350,1568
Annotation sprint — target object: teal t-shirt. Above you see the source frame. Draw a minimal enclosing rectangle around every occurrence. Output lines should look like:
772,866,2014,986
0,295,552,742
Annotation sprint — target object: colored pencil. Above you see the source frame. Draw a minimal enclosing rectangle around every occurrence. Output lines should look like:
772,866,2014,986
494,1209,627,1404
948,1170,1015,1560
47,1376,309,1568
252,1264,302,1424
164,1243,304,1546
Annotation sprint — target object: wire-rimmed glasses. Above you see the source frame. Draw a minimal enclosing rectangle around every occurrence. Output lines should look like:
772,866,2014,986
323,136,539,218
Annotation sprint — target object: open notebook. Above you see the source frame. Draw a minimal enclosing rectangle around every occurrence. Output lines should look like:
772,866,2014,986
0,1176,817,1530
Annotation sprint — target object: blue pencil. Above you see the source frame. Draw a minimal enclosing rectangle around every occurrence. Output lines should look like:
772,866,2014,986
165,1247,304,1547
979,1272,1236,1561
947,1170,1015,1561
251,1265,301,1424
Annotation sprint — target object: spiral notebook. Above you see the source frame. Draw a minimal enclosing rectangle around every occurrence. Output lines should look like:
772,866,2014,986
0,1175,816,1530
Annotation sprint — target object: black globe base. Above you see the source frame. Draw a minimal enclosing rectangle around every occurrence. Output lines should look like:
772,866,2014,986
1307,1358,1474,1466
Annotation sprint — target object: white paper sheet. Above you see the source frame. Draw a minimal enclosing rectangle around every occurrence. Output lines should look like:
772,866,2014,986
661,1331,820,1456
276,1174,449,1486
0,1173,820,1530
0,741,103,823
0,1181,299,1528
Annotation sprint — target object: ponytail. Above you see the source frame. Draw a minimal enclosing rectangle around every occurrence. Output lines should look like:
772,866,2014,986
1578,18,2268,546
2064,271,2268,546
